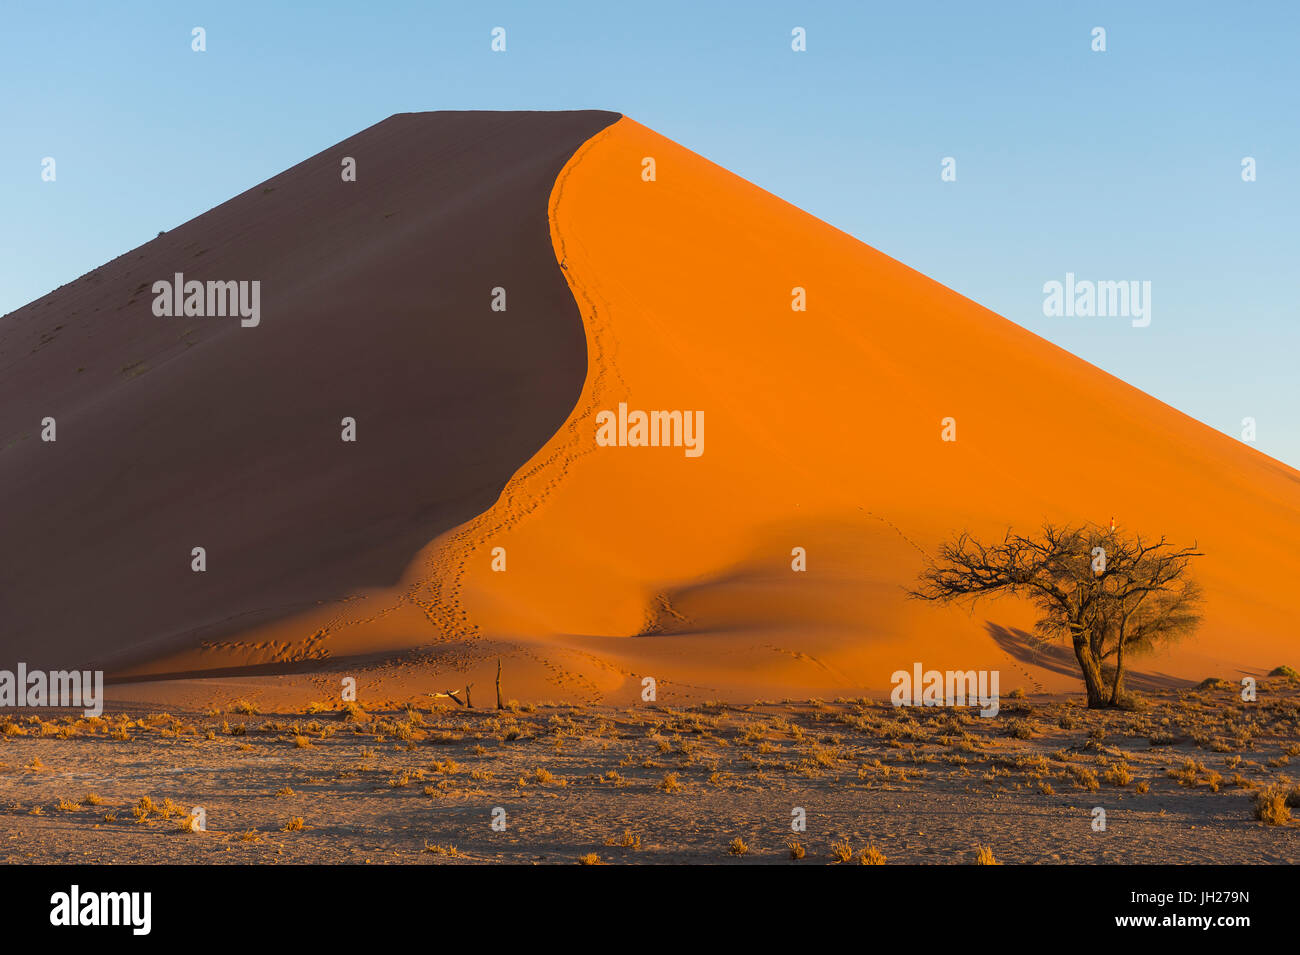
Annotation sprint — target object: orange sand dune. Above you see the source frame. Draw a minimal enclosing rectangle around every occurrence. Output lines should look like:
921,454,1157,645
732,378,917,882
128,116,1299,705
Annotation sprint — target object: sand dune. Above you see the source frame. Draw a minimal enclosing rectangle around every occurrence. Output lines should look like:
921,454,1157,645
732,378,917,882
409,116,1300,701
0,110,619,673
5,112,1296,705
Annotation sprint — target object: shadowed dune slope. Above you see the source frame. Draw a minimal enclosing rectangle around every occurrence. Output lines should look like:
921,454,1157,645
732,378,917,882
0,110,620,671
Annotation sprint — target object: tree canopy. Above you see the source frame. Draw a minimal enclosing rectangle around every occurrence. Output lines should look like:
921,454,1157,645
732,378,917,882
910,523,1202,707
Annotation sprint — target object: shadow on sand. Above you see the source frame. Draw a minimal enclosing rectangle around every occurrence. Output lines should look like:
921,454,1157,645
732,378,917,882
984,621,1194,694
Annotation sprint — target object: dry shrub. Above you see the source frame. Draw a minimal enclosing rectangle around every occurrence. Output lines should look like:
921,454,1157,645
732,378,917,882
605,830,641,850
975,845,1000,865
858,845,887,865
1255,786,1292,826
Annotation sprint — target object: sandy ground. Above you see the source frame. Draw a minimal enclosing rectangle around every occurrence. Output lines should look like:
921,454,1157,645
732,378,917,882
3,679,1296,865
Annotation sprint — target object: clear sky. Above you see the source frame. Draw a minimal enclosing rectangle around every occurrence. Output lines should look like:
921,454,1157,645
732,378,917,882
3,1,1297,466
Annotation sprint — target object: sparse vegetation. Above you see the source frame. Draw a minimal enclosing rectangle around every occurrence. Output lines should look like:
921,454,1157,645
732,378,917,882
605,829,642,850
830,838,854,863
1005,718,1036,740
6,687,1297,864
858,845,887,865
1254,786,1293,826
1104,762,1133,787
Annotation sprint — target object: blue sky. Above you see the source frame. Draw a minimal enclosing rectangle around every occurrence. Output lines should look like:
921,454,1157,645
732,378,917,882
3,1,1297,466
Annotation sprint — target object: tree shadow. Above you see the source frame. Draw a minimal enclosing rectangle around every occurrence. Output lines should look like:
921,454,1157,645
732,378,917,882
984,621,1194,693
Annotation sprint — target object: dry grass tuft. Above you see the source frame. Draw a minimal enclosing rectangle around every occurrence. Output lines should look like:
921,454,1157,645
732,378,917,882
1004,718,1036,740
1104,762,1133,787
975,845,1000,865
1254,786,1293,826
605,829,642,850
338,701,367,722
858,845,887,865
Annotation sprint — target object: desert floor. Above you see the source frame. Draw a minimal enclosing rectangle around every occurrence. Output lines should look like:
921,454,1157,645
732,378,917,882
2,679,1297,865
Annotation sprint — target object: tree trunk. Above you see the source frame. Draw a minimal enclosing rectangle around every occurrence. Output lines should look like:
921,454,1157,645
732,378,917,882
496,658,504,710
1109,637,1126,705
1072,634,1110,708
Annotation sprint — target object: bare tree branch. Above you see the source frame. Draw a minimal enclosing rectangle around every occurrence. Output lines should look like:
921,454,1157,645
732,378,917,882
910,522,1202,708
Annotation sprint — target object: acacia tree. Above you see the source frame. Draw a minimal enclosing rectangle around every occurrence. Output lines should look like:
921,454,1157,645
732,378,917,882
909,523,1202,708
